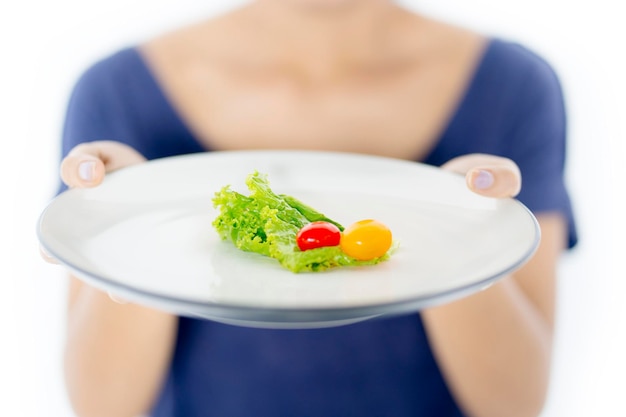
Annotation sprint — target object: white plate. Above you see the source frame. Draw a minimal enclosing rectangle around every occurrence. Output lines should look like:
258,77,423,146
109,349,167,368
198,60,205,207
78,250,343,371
38,151,539,328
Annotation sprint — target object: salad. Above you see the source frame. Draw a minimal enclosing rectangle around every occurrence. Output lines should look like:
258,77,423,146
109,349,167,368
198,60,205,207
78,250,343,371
212,172,393,273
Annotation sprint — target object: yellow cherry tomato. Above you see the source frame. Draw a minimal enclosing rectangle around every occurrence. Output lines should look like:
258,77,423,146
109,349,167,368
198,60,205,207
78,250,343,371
340,219,392,261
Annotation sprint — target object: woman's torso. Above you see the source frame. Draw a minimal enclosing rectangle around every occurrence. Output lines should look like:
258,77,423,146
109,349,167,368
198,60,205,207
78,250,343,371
138,10,484,416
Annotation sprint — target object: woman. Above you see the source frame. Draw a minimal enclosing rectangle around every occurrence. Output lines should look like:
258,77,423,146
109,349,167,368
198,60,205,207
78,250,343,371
49,1,576,416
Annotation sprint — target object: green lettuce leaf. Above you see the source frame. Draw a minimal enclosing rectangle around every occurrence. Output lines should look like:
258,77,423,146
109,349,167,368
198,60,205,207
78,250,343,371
212,172,390,272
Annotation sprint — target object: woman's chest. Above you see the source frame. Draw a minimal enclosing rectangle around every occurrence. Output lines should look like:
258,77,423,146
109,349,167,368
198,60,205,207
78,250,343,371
156,63,471,161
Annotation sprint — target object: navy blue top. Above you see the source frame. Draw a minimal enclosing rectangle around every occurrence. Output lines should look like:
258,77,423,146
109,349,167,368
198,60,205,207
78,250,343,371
60,38,577,417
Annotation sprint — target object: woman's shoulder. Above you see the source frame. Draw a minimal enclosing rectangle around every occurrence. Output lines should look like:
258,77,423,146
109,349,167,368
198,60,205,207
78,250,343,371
409,14,563,96
71,47,146,100
74,8,237,91
482,38,563,94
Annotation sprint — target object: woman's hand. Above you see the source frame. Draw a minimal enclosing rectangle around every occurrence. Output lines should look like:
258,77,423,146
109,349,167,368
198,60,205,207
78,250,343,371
41,140,147,297
40,140,147,297
442,153,522,198
40,141,146,265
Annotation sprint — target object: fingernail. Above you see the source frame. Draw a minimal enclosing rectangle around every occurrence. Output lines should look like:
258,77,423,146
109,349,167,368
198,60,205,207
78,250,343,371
39,246,58,264
78,161,96,182
108,292,128,305
473,169,494,189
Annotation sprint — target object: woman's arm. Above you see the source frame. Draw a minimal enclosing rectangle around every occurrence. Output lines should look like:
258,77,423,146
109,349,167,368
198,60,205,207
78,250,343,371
422,155,567,417
53,142,178,417
65,280,177,417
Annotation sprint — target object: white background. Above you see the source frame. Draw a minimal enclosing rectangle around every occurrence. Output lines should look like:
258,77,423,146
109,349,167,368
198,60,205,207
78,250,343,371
1,0,624,416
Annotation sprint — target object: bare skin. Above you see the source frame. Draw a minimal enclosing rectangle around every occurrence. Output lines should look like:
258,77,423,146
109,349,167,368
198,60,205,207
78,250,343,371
141,3,485,160
46,1,568,417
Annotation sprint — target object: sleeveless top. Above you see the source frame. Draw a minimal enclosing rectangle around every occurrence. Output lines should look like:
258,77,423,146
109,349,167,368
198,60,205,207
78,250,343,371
59,38,577,417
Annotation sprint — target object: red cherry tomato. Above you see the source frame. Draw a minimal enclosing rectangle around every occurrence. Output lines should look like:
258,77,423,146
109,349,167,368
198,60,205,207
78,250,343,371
340,219,392,261
296,221,341,251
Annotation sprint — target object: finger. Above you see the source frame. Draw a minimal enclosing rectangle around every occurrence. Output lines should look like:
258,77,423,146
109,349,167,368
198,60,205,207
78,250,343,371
39,245,59,264
60,153,106,188
441,154,521,198
466,165,521,198
60,141,145,189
